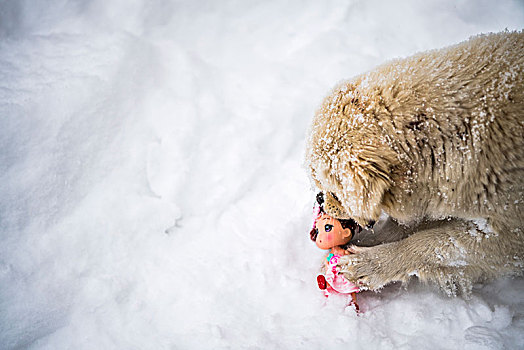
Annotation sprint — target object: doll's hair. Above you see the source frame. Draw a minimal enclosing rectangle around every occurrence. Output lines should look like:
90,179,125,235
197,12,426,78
309,192,361,242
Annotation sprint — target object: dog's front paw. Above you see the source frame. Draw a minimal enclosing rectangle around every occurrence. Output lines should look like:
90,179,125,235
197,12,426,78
337,243,411,291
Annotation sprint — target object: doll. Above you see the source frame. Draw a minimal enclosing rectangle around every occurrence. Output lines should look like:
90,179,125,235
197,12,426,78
310,193,361,311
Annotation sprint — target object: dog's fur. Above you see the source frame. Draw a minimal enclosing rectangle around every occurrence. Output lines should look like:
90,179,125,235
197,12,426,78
306,31,524,296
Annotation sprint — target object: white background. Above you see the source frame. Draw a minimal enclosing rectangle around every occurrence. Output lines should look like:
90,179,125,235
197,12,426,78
1,0,523,348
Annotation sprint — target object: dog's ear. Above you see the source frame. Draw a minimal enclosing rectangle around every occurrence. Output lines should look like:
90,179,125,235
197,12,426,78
336,144,395,226
323,192,351,219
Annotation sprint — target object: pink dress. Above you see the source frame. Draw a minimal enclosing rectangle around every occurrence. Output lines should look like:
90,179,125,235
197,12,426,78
318,253,360,296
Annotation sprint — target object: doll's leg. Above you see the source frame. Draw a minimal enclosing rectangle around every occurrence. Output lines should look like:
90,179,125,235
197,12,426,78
350,292,359,313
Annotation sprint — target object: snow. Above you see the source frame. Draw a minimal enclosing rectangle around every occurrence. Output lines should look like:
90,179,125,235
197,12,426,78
0,0,523,349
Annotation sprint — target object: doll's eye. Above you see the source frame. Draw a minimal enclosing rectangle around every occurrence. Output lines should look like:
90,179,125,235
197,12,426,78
324,224,333,232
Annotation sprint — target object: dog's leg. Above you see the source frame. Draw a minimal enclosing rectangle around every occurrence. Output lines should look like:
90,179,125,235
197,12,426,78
352,215,413,247
338,218,523,297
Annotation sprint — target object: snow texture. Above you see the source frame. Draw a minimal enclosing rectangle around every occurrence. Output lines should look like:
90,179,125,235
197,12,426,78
0,0,523,349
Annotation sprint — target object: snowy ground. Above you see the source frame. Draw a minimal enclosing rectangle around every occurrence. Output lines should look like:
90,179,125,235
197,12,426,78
1,0,523,349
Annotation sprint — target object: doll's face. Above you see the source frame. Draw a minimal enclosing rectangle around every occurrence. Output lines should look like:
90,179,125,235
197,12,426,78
314,213,353,249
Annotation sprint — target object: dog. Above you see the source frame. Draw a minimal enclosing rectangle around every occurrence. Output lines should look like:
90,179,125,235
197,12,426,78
306,31,524,296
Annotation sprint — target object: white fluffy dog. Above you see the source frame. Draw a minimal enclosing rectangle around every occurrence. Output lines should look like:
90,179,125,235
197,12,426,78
306,31,523,296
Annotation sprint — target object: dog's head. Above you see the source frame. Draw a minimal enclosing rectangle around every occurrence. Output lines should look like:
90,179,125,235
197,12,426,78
306,82,397,227
309,155,390,228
